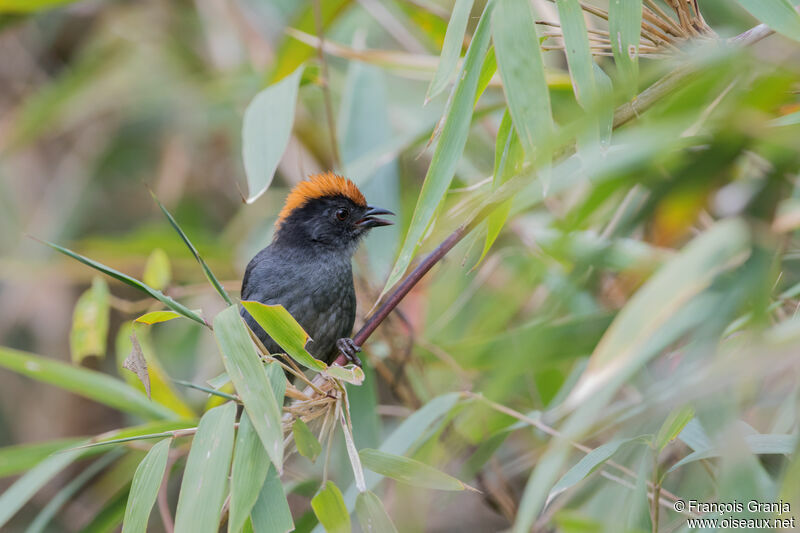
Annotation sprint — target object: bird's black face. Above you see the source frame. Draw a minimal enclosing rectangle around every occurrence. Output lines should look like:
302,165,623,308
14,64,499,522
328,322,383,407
277,195,394,252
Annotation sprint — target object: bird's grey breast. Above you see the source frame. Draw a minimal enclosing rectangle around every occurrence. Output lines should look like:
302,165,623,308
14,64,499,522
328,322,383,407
242,244,356,361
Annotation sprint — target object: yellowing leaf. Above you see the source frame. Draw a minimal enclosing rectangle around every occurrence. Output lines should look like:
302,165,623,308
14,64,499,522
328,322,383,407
142,248,171,291
70,277,110,364
240,301,326,371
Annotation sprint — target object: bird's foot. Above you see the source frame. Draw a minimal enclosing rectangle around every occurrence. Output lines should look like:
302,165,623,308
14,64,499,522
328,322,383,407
336,338,362,367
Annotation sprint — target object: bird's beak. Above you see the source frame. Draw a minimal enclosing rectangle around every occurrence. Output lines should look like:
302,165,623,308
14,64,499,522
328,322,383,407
356,205,395,228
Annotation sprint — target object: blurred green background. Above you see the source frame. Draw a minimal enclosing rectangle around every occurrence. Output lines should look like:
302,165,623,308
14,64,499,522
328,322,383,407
1,0,800,532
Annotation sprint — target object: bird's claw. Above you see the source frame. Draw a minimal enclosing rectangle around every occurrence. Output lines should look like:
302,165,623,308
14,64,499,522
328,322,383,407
336,338,362,367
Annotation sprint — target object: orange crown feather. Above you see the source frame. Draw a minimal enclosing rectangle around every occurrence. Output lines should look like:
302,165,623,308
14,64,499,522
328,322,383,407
276,172,366,228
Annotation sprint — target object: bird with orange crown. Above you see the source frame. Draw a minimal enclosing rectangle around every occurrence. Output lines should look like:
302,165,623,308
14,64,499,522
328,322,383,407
240,172,394,366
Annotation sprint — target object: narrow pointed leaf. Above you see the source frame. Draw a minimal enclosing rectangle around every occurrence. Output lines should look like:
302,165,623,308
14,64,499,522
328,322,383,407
479,109,523,263
243,66,304,203
214,306,284,470
556,0,597,109
426,0,474,102
608,0,642,90
0,346,180,420
26,451,122,533
229,414,270,533
343,392,462,508
493,0,554,166
355,491,398,533
564,220,751,409
174,403,236,533
383,1,495,295
134,310,186,325
0,444,85,528
654,406,695,452
240,301,326,371
0,438,83,478
546,437,644,504
150,192,232,305
250,465,294,533
311,481,350,533
122,439,171,533
359,448,471,491
37,239,206,326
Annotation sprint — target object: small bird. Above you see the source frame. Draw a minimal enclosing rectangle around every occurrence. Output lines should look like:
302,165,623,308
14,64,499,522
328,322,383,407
240,172,394,365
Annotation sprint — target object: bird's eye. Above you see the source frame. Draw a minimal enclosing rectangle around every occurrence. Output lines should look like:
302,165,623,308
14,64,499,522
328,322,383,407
335,208,349,221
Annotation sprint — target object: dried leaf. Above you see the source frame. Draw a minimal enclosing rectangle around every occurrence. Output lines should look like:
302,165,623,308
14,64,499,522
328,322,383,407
123,333,151,399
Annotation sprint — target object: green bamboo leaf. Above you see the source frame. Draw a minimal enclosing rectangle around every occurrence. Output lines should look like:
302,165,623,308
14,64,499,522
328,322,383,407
173,403,236,533
243,66,304,203
0,346,181,420
654,406,695,452
556,0,597,109
342,392,462,509
142,248,171,291
564,220,751,410
229,414,270,533
122,439,171,533
311,481,350,533
514,220,752,532
493,0,554,166
293,419,322,463
382,1,495,295
70,277,110,364
250,464,294,533
474,46,497,106
26,450,122,533
735,0,800,42
0,444,85,528
668,433,798,473
608,0,642,91
134,310,185,325
546,437,645,505
479,109,523,263
359,448,471,491
0,438,83,478
214,306,284,470
149,192,232,305
425,0,475,102
355,490,399,533
37,238,206,326
240,301,326,371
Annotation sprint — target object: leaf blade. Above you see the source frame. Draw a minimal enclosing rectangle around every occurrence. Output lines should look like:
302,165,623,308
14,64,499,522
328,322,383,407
38,239,206,326
493,0,554,166
242,67,304,203
122,439,171,533
382,1,496,295
229,414,271,533
0,346,180,420
358,448,470,491
311,481,350,533
214,306,284,470
240,301,326,371
149,192,232,305
173,403,236,533
425,0,475,102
